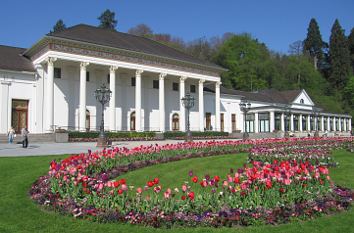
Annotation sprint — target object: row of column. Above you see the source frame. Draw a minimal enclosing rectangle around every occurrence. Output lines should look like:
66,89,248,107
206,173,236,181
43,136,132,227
46,58,221,132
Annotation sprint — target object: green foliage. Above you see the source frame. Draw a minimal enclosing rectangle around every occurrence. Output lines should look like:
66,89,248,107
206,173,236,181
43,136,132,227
50,19,66,33
68,131,155,139
98,9,117,30
303,18,324,67
329,19,351,89
343,76,354,110
163,131,229,139
348,28,354,73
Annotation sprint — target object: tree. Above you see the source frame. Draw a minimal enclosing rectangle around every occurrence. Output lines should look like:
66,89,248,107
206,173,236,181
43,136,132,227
288,40,303,56
348,28,354,73
303,18,324,69
128,24,153,36
329,19,351,89
98,9,117,30
50,19,66,33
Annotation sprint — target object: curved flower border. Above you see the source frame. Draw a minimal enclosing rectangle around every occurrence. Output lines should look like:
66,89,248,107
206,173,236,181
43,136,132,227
30,137,353,228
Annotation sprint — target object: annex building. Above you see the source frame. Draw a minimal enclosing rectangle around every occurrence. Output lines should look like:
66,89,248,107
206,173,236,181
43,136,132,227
0,24,352,137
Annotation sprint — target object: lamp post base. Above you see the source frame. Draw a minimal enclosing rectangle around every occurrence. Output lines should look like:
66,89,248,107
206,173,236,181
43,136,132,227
314,131,320,137
284,131,290,138
96,137,109,147
242,132,249,140
185,131,193,142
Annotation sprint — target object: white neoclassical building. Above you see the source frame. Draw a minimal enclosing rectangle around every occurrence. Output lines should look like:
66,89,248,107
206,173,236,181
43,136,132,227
0,24,352,137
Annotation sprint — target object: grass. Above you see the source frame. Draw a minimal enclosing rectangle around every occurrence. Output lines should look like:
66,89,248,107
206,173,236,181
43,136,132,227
0,150,353,233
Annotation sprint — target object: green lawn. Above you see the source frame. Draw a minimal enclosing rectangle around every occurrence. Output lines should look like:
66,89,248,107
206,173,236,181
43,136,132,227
0,150,353,233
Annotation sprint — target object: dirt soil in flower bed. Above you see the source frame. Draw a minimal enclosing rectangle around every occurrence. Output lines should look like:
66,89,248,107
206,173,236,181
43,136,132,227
30,138,354,228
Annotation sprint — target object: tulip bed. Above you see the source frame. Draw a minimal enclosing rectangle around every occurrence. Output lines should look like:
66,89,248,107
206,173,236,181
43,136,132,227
30,137,353,228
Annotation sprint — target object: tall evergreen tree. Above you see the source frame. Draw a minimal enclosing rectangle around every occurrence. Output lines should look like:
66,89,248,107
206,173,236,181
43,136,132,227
348,28,354,73
50,19,66,33
98,9,117,30
329,19,351,89
303,18,324,70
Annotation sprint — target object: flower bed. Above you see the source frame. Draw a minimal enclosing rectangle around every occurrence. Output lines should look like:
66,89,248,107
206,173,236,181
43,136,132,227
30,137,353,228
68,131,157,142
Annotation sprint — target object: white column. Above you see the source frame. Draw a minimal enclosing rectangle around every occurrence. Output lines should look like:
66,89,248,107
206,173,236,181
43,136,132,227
299,114,303,132
254,112,259,133
179,76,186,132
333,117,336,131
281,113,285,131
307,115,311,131
343,118,347,131
269,111,275,132
135,70,143,131
159,73,167,132
328,116,331,131
198,79,205,132
79,62,89,132
215,81,221,132
290,113,294,132
109,66,118,131
321,116,324,131
338,118,342,131
349,118,352,131
46,57,56,132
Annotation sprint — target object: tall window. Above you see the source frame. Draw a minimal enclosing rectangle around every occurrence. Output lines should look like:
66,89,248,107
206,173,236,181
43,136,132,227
317,117,321,131
172,113,179,131
324,117,328,131
275,113,281,130
54,67,61,79
131,77,136,86
190,85,196,93
246,113,255,133
258,113,270,132
340,119,344,131
293,114,299,131
284,114,290,131
205,113,212,130
330,118,333,131
310,116,315,131
86,71,90,82
220,113,224,132
302,115,307,131
85,109,90,131
153,80,159,89
336,118,339,131
130,112,136,131
231,114,237,132
172,82,179,91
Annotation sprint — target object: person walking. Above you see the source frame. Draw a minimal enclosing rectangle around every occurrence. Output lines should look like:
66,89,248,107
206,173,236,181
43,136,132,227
7,127,15,144
21,127,29,148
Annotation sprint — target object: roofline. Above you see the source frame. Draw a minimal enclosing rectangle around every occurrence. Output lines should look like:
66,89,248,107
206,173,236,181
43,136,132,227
0,68,35,75
24,35,227,74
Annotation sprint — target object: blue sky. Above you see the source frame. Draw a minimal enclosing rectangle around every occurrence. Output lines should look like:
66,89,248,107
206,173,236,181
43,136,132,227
0,0,353,53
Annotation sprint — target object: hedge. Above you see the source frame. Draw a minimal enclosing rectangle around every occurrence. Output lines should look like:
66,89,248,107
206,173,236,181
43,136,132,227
163,131,229,139
68,131,156,139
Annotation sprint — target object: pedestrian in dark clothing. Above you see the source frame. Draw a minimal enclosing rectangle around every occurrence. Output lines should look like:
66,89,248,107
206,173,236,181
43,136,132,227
21,128,29,148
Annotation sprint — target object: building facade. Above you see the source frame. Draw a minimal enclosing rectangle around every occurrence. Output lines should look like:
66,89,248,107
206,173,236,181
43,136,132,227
0,24,352,136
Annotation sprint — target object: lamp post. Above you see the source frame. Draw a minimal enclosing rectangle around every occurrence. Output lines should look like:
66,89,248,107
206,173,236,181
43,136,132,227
313,107,320,137
94,84,112,147
239,100,251,140
181,92,195,142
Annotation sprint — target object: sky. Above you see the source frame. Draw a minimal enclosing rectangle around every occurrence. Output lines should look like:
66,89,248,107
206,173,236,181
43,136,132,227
0,0,353,54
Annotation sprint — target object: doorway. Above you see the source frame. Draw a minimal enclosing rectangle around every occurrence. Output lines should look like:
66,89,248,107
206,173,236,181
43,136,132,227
11,99,29,133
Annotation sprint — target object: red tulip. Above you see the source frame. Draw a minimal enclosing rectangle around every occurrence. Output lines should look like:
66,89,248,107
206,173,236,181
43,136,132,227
192,176,198,183
181,195,186,200
153,177,159,185
147,181,154,187
117,189,123,195
188,191,195,200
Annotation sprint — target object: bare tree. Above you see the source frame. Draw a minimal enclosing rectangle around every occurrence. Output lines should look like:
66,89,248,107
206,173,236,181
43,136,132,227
127,24,153,36
288,40,304,56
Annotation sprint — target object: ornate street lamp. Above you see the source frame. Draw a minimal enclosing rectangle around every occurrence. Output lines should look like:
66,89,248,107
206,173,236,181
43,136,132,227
94,84,112,147
239,100,251,140
181,92,195,142
312,107,320,137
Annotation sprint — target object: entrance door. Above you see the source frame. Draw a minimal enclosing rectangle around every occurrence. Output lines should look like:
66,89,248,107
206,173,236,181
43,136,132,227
220,113,224,132
231,114,236,132
11,99,29,133
205,113,211,130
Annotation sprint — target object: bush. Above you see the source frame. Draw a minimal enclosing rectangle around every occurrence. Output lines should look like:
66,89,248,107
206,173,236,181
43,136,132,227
163,131,229,139
68,131,156,139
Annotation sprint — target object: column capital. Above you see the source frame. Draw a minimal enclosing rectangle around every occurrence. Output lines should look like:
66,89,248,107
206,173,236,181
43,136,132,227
46,57,57,66
215,81,222,87
110,65,118,72
199,79,205,84
80,62,90,69
180,76,187,82
159,73,167,80
136,69,144,76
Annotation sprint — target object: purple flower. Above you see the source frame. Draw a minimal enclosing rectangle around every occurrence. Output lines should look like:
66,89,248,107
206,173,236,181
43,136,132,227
188,170,193,177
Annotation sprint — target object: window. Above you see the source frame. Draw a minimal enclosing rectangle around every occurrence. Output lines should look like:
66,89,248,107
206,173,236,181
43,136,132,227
205,113,212,130
336,118,339,131
300,99,304,104
246,113,255,133
54,68,61,79
172,82,179,91
302,115,307,131
275,113,281,130
284,114,290,131
130,112,136,131
153,80,159,89
293,114,299,131
131,77,136,86
190,85,196,93
310,116,315,131
330,118,333,131
85,109,90,131
324,117,328,131
340,119,344,131
220,113,224,132
231,114,237,132
86,71,90,82
172,113,179,131
107,74,110,84
258,113,270,132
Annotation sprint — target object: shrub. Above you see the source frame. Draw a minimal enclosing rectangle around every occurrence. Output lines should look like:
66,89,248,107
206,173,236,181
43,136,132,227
164,131,229,139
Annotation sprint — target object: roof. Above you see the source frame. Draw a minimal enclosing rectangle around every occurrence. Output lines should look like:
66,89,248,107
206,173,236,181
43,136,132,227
0,45,34,72
47,24,224,71
204,84,302,104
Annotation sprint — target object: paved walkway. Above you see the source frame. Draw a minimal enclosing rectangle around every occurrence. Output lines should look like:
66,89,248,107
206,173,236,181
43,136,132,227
0,139,240,157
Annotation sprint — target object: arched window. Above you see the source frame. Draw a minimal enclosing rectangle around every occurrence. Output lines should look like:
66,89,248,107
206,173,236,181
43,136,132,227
300,99,304,104
130,111,136,131
85,109,90,131
172,113,179,131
